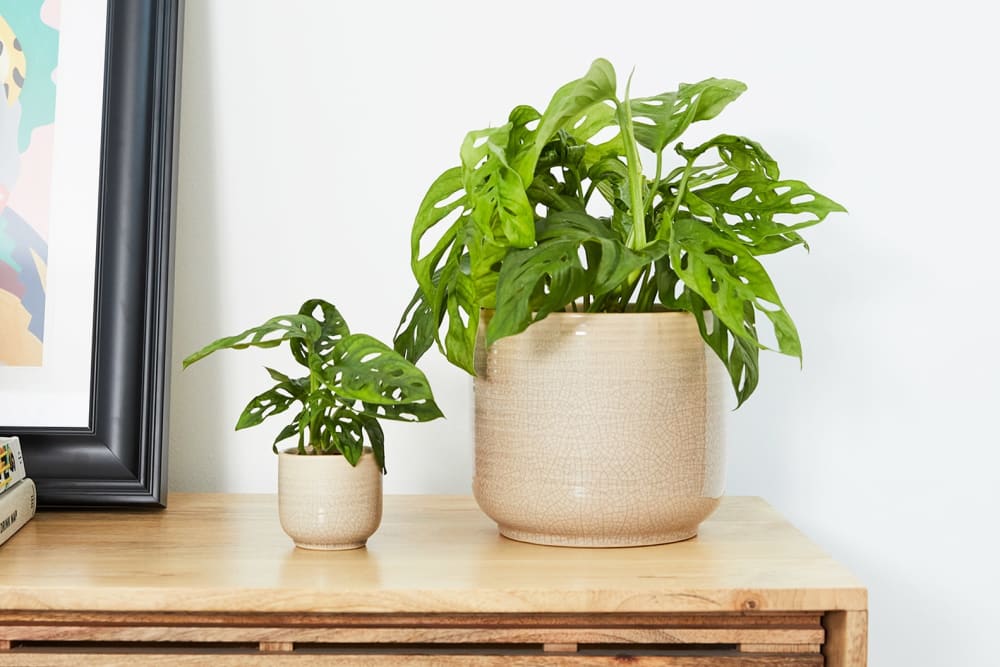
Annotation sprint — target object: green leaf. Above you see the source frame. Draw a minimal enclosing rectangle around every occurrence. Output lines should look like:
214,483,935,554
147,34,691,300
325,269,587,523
631,79,747,154
182,314,321,367
411,167,467,301
289,299,350,368
393,285,440,364
461,124,534,248
361,414,386,473
442,268,479,375
691,294,760,407
325,334,443,420
236,376,308,431
487,239,588,345
670,217,801,359
488,212,669,344
512,58,618,184
694,172,845,252
272,419,301,454
539,212,669,293
327,407,366,464
676,135,846,255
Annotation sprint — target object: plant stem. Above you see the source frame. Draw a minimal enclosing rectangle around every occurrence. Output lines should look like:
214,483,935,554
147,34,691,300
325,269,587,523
636,268,659,311
616,77,646,251
645,151,663,216
658,156,695,242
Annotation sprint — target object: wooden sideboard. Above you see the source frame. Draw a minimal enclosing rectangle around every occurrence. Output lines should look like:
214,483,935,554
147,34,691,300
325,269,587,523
0,494,867,665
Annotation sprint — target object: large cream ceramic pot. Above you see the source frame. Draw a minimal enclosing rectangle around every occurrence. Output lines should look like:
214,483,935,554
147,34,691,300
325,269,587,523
473,311,725,547
278,448,382,550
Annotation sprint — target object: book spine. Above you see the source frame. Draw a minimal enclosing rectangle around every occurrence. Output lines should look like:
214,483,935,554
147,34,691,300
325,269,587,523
0,436,27,496
0,478,37,547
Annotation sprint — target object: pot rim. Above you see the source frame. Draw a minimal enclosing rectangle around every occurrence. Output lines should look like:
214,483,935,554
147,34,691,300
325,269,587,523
278,446,374,458
481,306,697,318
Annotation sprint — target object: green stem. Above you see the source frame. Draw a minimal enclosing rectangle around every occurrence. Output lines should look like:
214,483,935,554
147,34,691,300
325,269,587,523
618,265,648,309
636,269,659,311
307,360,322,453
616,82,646,251
645,151,663,217
658,157,695,242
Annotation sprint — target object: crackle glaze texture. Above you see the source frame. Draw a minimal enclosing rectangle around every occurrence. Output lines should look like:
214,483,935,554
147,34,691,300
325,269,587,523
278,449,382,550
474,311,725,547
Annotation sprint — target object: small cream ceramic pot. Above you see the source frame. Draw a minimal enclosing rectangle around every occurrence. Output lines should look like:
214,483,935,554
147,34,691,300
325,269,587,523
277,448,382,550
474,311,726,547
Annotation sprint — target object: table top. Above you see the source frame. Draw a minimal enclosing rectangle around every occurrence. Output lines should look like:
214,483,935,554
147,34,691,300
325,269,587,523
0,494,865,614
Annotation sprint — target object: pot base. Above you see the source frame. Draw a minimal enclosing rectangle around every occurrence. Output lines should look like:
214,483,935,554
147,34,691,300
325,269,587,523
293,540,367,551
498,526,697,548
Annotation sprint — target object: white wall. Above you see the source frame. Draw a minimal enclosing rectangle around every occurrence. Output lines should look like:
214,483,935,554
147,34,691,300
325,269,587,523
169,1,1000,663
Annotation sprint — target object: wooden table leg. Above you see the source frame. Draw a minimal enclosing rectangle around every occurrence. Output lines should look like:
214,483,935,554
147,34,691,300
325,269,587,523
823,610,867,667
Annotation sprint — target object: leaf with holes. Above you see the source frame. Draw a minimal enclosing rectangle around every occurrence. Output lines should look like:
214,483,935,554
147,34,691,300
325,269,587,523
393,284,440,364
461,124,534,248
236,373,309,431
670,217,801,358
488,212,669,344
182,314,321,367
679,135,846,255
272,418,302,454
185,298,444,465
326,333,441,412
688,292,760,408
325,407,367,464
631,79,746,154
411,167,467,302
442,267,478,375
487,239,589,345
512,58,618,183
289,299,350,368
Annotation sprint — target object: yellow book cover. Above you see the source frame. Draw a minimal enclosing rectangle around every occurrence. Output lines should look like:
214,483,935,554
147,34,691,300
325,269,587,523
0,436,27,495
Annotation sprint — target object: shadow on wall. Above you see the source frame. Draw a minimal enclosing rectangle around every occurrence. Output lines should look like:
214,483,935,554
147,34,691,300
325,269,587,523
167,2,225,493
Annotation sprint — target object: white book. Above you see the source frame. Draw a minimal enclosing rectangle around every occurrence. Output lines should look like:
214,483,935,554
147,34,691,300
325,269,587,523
0,436,27,496
0,478,36,548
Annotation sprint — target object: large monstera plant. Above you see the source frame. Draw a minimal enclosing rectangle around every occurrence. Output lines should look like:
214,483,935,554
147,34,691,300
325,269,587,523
184,299,442,471
395,58,845,405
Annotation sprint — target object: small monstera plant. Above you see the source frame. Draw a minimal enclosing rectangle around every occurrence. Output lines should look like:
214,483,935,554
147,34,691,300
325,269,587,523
184,299,442,472
395,58,845,405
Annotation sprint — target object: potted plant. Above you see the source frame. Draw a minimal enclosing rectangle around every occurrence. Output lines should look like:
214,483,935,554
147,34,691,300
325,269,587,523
395,59,845,546
185,299,442,550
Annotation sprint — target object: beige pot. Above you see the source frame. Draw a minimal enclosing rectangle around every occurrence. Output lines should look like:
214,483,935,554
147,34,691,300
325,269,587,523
277,449,382,550
473,311,726,547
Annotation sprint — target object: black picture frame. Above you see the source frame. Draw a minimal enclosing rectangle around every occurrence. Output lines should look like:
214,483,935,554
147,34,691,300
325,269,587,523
8,0,183,508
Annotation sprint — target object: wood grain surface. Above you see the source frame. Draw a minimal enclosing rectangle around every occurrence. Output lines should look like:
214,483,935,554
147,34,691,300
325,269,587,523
0,494,866,614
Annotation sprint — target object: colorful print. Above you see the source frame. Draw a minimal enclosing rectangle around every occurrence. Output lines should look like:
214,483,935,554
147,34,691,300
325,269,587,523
0,0,59,366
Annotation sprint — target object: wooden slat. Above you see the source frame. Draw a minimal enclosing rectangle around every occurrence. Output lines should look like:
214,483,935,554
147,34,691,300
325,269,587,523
0,654,824,666
543,642,578,652
0,625,824,645
0,610,824,628
741,644,821,653
0,641,8,651
259,641,293,652
823,610,868,667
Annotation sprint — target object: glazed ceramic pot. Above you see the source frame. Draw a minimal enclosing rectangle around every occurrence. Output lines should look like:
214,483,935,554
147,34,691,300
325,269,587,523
277,448,382,550
473,311,725,547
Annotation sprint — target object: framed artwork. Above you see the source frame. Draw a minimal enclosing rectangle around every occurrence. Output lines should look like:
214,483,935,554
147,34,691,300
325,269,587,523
0,0,182,507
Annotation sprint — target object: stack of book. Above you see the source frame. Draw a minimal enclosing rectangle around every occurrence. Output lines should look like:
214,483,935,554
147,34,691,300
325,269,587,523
1,436,36,547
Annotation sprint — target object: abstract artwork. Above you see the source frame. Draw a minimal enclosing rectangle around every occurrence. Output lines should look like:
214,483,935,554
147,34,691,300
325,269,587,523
0,0,58,367
0,0,180,506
